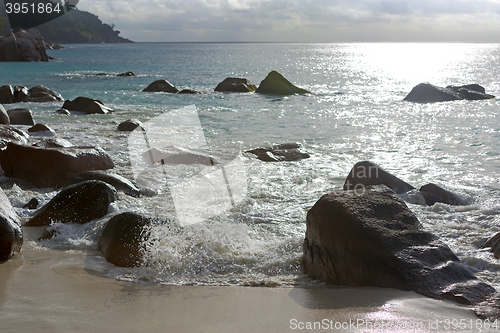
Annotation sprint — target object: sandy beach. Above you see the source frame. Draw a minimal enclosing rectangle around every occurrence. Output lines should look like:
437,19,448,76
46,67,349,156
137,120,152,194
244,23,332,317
0,238,486,333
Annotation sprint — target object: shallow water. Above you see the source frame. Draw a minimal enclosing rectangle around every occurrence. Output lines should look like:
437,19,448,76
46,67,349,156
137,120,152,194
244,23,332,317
0,42,499,288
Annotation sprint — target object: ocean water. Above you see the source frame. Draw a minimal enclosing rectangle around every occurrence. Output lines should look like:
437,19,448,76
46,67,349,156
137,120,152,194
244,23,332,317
1,42,500,288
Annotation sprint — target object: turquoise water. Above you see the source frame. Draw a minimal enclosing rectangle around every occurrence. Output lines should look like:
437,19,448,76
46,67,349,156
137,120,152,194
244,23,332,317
1,43,500,287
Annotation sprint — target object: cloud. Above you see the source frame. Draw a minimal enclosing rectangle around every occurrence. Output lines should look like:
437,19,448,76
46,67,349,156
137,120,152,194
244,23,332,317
77,0,500,41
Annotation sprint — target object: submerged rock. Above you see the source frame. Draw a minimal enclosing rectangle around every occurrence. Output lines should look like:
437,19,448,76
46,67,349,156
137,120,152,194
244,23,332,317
142,80,179,93
98,212,153,267
246,142,310,162
0,142,115,188
117,71,135,77
303,185,499,313
178,89,200,94
404,83,494,103
7,108,35,125
0,28,49,62
62,97,113,115
117,119,143,132
255,71,310,95
45,43,64,50
66,170,141,198
344,161,415,195
26,180,117,226
419,183,467,206
0,187,22,261
215,77,257,92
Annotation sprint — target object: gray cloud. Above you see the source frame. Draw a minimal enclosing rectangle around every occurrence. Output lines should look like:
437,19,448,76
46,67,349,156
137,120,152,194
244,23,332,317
78,0,500,41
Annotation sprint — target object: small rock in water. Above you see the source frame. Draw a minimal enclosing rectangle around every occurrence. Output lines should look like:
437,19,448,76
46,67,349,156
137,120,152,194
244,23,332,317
404,82,495,103
419,183,468,206
117,119,143,132
255,71,311,95
142,80,179,93
28,124,55,136
23,198,39,209
117,71,135,77
482,232,500,259
246,142,310,162
215,77,257,92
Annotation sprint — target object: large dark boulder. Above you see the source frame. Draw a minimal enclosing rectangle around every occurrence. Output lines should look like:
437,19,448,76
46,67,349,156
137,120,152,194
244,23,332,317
0,142,115,188
0,104,9,125
0,85,15,104
419,183,467,206
404,83,494,103
256,71,310,95
303,185,500,316
246,142,310,162
98,212,153,267
0,28,49,62
0,187,22,261
142,80,179,93
343,161,415,195
7,108,35,125
26,85,63,102
25,180,117,226
215,78,257,92
62,97,112,115
66,171,141,198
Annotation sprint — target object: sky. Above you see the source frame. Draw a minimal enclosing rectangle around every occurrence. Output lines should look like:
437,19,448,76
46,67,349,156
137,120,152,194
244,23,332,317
78,0,500,42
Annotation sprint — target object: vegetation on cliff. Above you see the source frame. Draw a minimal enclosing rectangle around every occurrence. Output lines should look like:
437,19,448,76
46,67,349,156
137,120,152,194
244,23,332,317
0,4,132,43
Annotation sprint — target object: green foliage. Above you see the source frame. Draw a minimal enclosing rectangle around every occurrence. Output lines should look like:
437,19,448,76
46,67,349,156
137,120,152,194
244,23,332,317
0,5,131,43
36,9,132,43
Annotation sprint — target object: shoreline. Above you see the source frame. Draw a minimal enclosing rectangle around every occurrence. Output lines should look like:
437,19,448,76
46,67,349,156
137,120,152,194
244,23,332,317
0,246,483,332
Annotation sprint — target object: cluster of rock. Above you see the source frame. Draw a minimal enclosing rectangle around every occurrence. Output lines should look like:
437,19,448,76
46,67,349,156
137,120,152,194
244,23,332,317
143,71,311,96
0,85,63,104
404,83,495,103
343,161,468,206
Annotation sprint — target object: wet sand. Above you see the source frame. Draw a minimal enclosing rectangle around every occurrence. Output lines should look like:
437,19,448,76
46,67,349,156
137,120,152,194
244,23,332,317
0,246,484,333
